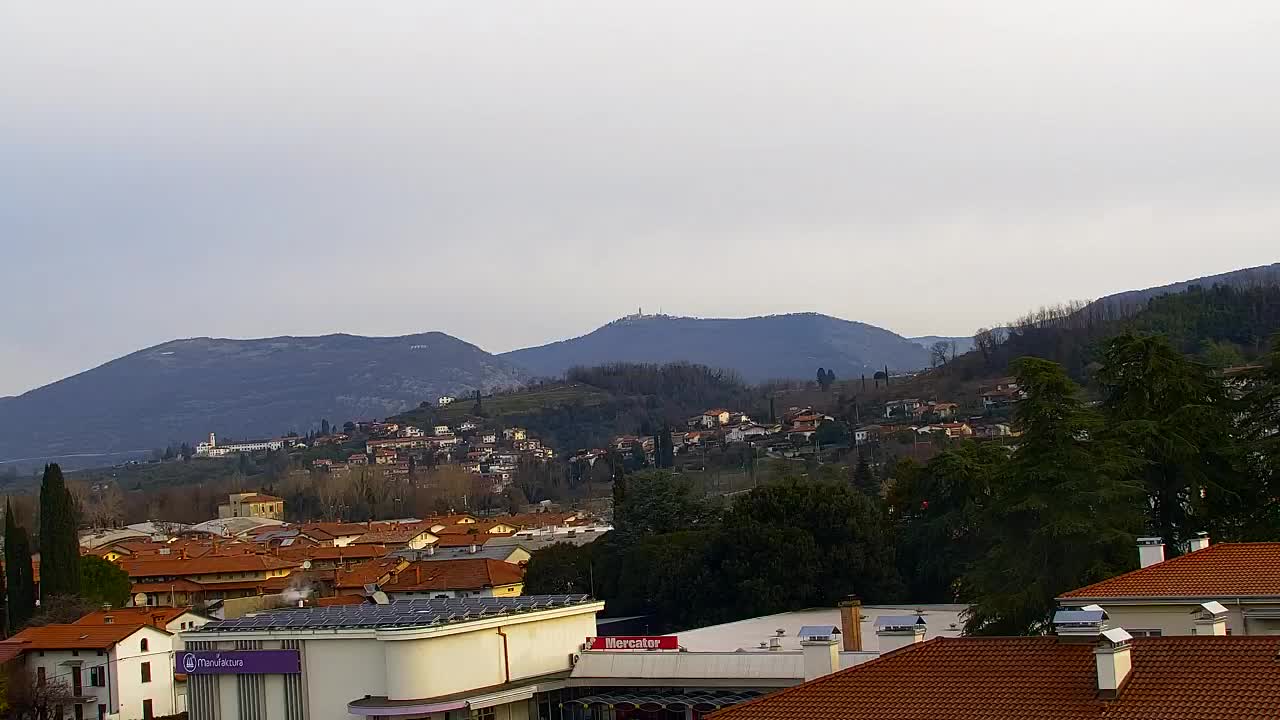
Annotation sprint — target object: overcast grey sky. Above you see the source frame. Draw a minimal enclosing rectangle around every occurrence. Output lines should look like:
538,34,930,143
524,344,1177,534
2,1,1278,396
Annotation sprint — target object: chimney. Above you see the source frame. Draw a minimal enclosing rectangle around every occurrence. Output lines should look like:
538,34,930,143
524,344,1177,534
469,543,478,554
874,616,926,655
800,629,841,681
1192,601,1228,636
1187,531,1210,553
426,544,436,556
1137,537,1165,568
415,566,421,585
1094,628,1134,699
767,636,783,651
839,596,863,652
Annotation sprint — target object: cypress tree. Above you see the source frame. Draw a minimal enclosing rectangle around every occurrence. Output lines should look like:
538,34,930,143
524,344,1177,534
39,463,81,601
5,499,36,631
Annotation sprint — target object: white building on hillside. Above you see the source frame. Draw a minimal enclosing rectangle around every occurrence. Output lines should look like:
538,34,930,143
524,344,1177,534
195,432,285,457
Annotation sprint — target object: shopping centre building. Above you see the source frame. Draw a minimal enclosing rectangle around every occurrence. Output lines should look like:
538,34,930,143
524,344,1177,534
181,595,960,720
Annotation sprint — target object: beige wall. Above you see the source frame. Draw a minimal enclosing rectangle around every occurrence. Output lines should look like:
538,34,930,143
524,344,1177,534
384,630,505,700
304,638,388,720
1096,602,1280,636
502,612,597,680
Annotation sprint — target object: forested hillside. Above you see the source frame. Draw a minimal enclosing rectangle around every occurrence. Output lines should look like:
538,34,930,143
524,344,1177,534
959,283,1280,381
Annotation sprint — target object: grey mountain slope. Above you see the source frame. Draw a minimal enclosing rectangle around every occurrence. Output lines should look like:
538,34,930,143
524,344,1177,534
502,313,931,382
0,333,526,465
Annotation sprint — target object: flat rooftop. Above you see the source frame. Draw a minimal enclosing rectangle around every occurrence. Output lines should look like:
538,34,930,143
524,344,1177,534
191,595,596,633
675,604,967,653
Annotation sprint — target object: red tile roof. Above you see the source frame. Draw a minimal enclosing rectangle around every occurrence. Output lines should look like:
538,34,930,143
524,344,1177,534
1060,543,1280,599
277,545,391,563
708,636,1280,720
335,558,408,590
352,529,433,545
314,594,366,607
75,607,193,628
381,559,524,592
8,623,162,650
122,554,299,578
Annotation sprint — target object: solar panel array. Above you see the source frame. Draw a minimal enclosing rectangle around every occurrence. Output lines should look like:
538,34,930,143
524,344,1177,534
194,595,594,633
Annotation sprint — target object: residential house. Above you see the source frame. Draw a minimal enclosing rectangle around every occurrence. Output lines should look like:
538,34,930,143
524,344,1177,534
458,420,479,432
334,557,410,594
689,409,733,429
351,528,437,551
347,453,369,466
216,492,284,520
725,424,771,443
123,554,300,606
377,559,525,599
853,425,881,446
433,425,452,437
482,433,498,444
75,606,211,636
366,437,428,454
437,395,456,406
400,425,425,438
1057,537,1280,637
0,623,179,720
883,399,922,419
373,449,398,465
925,402,959,420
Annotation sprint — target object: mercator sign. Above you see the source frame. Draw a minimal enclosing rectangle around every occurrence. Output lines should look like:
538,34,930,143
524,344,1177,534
586,636,679,650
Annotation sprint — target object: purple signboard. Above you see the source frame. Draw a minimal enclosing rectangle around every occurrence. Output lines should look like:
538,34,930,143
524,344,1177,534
176,650,301,675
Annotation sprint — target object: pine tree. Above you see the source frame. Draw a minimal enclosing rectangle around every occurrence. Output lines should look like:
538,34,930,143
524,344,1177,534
768,397,776,424
852,453,876,496
38,464,81,602
1096,333,1239,551
5,499,36,631
963,358,1142,635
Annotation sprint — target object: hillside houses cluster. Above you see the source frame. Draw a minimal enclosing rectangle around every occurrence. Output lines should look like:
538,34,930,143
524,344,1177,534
306,420,554,492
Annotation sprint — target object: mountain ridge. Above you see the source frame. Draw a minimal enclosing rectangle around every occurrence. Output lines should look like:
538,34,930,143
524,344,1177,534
501,311,931,382
0,331,526,469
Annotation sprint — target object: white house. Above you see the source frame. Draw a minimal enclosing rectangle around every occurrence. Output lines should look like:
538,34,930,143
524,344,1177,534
437,396,456,406
1,623,179,720
433,425,452,437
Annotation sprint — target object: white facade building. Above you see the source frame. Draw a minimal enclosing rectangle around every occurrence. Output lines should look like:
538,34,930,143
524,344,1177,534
182,596,602,720
2,623,178,720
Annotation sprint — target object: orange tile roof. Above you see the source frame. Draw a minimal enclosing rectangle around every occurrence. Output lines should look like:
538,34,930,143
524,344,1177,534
131,579,205,594
8,623,162,650
123,554,299,578
708,636,1280,720
277,545,391,563
381,559,524,592
335,558,408,590
75,607,193,627
239,493,283,503
1060,543,1280,599
352,529,433,545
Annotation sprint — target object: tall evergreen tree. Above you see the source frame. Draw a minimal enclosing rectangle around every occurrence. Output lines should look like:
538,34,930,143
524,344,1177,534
1096,333,1239,551
852,453,876,496
1235,336,1280,539
5,500,36,631
38,464,81,602
963,358,1142,635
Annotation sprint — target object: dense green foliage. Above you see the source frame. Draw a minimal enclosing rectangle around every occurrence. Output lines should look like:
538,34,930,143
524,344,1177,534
527,469,901,630
78,555,133,609
37,464,80,602
4,500,36,632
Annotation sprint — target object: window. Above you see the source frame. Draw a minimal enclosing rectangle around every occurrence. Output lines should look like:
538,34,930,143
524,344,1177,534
471,708,496,720
97,705,107,720
37,667,46,686
1129,629,1163,638
140,662,151,683
142,699,153,720
74,705,84,720
72,649,79,656
90,666,106,687
140,638,149,652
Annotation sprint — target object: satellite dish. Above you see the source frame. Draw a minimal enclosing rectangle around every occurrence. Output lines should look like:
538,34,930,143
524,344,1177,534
133,592,148,607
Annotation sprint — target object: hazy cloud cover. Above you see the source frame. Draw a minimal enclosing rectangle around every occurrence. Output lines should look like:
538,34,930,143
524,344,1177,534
2,1,1277,396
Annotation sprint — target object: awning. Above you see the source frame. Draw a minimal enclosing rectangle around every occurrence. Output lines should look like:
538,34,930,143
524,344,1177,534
562,690,761,712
